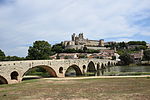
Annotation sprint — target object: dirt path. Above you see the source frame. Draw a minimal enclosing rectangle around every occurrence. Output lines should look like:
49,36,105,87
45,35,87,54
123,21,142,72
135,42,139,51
43,75,150,80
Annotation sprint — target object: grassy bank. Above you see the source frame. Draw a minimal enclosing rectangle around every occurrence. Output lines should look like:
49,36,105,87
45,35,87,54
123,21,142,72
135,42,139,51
0,78,150,100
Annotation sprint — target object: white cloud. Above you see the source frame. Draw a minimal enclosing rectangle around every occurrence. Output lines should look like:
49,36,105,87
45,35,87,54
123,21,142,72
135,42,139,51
0,0,150,56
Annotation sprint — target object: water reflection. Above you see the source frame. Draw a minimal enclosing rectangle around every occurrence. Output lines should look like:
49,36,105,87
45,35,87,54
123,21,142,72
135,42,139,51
110,66,150,72
96,65,150,76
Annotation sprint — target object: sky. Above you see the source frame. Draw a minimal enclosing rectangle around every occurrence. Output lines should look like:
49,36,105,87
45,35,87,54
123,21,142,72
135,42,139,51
0,0,150,57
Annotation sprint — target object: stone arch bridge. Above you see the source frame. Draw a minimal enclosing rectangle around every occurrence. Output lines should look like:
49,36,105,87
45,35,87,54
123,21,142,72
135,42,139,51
0,59,117,84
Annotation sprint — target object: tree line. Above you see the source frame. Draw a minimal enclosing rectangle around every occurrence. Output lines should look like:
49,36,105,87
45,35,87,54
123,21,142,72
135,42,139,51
0,40,99,61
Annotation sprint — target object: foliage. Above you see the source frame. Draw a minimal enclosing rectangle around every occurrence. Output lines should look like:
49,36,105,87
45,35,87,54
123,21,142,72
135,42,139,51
128,41,146,46
112,56,116,60
119,52,134,65
63,48,76,53
118,42,127,49
134,45,147,51
52,44,99,53
0,49,26,61
27,40,52,60
4,56,25,61
0,49,5,61
51,43,64,53
117,50,139,55
83,46,88,52
56,54,60,59
64,56,69,59
78,54,87,58
86,49,99,53
143,50,150,61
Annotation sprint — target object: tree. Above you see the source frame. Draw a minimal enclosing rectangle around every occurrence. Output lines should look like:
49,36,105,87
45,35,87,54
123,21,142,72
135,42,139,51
63,48,76,53
112,56,116,60
83,46,87,52
5,56,25,61
78,54,87,58
27,41,52,60
51,43,64,53
128,41,146,46
143,50,150,61
119,52,134,65
118,42,127,49
0,49,5,61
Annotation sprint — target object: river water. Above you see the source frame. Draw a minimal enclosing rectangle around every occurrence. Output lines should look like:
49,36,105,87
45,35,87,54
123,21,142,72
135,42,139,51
102,65,150,76
109,65,150,72
66,65,150,76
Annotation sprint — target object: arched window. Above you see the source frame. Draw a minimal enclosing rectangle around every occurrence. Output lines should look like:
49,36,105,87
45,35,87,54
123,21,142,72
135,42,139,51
11,71,19,80
59,67,63,73
83,65,86,70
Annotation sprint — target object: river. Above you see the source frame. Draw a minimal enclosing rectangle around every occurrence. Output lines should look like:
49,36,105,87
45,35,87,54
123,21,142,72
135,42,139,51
102,65,150,76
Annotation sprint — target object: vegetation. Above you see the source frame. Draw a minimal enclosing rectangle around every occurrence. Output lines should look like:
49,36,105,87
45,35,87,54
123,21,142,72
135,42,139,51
0,49,5,61
119,52,134,65
51,43,64,53
143,50,150,61
4,56,25,61
78,54,87,58
0,49,25,61
128,41,146,46
27,40,52,60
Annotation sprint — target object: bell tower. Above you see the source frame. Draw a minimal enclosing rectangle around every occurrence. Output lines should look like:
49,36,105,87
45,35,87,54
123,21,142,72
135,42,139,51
72,33,76,41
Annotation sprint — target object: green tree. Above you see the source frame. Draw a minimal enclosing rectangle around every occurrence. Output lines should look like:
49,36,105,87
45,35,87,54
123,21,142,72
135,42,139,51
27,41,52,60
5,56,25,61
78,54,87,58
143,50,150,61
51,43,64,53
128,41,146,46
63,48,76,53
0,49,5,61
118,42,127,49
119,52,134,65
112,56,116,60
83,46,88,52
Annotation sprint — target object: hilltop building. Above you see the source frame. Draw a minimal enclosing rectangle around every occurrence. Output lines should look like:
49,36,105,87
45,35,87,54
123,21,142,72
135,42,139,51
146,43,150,49
62,33,108,50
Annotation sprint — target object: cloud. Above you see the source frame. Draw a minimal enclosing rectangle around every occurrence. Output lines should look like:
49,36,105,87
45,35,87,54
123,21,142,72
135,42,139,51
0,0,150,56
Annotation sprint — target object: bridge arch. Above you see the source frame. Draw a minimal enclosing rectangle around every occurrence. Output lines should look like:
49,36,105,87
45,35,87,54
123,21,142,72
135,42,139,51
97,63,100,70
82,65,86,75
101,63,105,69
65,64,82,76
0,75,8,84
96,63,100,76
83,65,86,70
108,61,111,66
23,65,57,78
87,61,96,76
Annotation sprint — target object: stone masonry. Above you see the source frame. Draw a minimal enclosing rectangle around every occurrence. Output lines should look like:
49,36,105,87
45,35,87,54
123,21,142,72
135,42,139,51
0,59,117,84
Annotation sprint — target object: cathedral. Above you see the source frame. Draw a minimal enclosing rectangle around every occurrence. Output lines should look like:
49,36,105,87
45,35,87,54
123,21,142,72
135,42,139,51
62,33,107,50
